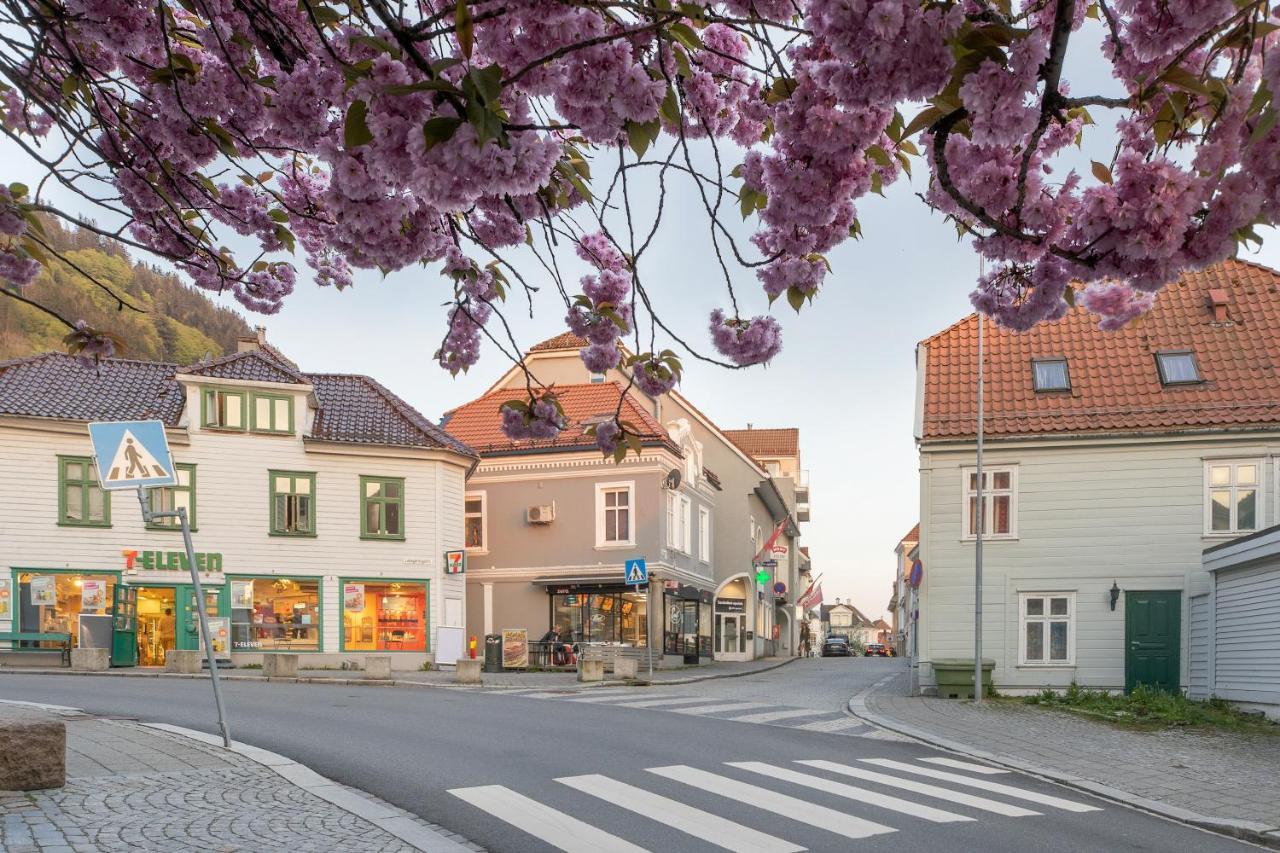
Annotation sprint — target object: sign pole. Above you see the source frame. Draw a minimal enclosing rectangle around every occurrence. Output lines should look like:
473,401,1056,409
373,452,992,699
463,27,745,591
646,581,653,684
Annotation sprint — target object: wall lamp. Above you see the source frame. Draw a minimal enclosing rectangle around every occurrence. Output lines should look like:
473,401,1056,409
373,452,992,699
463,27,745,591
1109,581,1121,611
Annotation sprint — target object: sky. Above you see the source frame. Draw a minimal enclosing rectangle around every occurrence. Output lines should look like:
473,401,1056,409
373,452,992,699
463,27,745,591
9,21,1280,622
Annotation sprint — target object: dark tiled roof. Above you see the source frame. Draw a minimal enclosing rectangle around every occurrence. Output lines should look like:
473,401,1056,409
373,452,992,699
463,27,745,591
723,427,800,458
310,374,475,456
179,349,307,384
702,467,722,489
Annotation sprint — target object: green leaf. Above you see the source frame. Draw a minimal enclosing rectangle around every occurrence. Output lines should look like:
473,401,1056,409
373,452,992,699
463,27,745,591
422,116,463,151
1158,65,1212,97
902,105,946,139
1249,108,1277,147
1091,160,1113,184
658,87,680,125
626,118,660,157
7,182,28,200
667,22,702,51
470,64,503,104
274,224,296,253
865,145,891,169
786,286,805,313
344,99,373,149
267,208,289,223
456,0,474,60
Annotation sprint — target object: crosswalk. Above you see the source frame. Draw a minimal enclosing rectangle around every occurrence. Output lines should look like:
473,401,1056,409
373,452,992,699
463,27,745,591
492,687,889,738
448,755,1102,852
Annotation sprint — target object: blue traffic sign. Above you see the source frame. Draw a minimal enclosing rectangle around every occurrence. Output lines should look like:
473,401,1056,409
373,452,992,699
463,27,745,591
624,558,648,586
87,420,176,490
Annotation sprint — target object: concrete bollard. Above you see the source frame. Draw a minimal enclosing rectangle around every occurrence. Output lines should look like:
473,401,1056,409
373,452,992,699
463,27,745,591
70,648,109,672
455,658,482,685
578,659,604,682
0,717,66,790
364,655,392,680
262,654,298,678
164,650,202,674
613,658,638,680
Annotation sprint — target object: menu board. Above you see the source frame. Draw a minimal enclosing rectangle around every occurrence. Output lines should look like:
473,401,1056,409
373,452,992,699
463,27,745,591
30,575,56,606
501,628,528,669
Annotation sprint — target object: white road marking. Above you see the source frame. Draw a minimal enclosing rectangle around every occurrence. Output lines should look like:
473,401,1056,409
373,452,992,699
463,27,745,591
448,785,649,853
647,765,895,840
564,692,650,703
557,774,804,853
609,696,716,709
797,761,1040,817
793,717,867,733
919,757,1009,774
859,759,1102,813
726,708,819,724
729,762,973,824
670,702,771,716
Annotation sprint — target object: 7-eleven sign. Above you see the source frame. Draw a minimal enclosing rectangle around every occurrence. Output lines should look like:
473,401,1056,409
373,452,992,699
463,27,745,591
444,549,466,575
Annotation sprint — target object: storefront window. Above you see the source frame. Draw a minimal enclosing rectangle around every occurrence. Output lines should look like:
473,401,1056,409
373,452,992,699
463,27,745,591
549,590,647,646
698,602,712,658
342,581,427,652
17,572,115,648
229,577,320,651
664,594,700,656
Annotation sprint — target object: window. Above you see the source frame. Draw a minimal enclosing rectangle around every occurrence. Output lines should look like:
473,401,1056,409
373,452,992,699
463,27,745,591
229,577,320,651
961,466,1017,540
551,591,647,646
699,506,711,562
1020,593,1074,665
202,388,245,430
1205,461,1261,534
589,372,606,384
16,572,116,648
58,456,110,527
1156,350,1202,385
147,464,196,529
342,580,427,652
764,461,782,477
464,493,486,551
270,471,315,536
360,476,404,540
1032,358,1070,391
250,393,294,434
596,482,633,547
665,493,692,552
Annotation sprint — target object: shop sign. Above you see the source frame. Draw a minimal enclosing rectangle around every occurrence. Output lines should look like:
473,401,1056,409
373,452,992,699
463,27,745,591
444,549,466,575
772,581,787,596
501,628,528,669
0,577,10,618
231,580,253,609
81,580,107,610
344,584,366,613
30,575,56,606
199,616,232,662
124,550,223,572
715,598,745,614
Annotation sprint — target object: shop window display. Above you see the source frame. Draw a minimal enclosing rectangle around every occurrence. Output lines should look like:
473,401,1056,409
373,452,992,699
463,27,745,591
549,591,647,646
16,572,115,648
342,581,427,652
230,577,320,651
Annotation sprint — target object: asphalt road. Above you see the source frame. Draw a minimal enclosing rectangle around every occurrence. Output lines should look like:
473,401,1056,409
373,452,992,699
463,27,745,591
0,660,1258,853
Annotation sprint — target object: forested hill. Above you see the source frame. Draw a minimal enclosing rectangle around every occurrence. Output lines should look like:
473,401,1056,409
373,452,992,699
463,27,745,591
0,217,251,362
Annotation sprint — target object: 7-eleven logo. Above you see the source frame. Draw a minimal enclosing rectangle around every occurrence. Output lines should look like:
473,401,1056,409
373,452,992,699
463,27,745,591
444,550,466,574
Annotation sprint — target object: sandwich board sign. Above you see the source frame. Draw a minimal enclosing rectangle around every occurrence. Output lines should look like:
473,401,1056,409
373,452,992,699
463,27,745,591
624,558,648,586
87,420,176,490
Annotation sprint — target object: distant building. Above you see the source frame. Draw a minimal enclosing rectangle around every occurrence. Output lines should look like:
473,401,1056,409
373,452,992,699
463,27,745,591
890,524,919,657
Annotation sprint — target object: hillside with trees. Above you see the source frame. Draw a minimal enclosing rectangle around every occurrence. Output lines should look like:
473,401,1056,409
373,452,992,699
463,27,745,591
0,218,251,363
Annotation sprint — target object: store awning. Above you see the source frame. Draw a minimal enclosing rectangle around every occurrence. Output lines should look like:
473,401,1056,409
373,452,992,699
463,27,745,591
533,574,627,587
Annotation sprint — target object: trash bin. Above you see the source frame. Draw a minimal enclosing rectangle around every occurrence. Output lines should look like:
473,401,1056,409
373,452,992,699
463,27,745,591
483,634,503,673
931,658,996,699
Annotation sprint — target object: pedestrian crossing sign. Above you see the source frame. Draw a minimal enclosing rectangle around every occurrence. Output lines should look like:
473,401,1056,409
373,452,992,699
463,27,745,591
624,558,647,586
87,420,177,491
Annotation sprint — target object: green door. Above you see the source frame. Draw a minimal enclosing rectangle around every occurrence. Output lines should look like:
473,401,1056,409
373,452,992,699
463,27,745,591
1125,590,1181,693
111,585,138,667
176,586,226,651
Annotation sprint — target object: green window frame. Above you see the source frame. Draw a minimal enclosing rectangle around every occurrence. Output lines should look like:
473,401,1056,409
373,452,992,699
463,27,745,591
269,470,316,537
250,393,294,435
360,476,405,540
57,456,110,527
201,388,246,431
147,464,197,530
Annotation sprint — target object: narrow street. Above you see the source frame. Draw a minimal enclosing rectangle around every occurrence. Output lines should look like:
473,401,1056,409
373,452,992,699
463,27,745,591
0,659,1257,852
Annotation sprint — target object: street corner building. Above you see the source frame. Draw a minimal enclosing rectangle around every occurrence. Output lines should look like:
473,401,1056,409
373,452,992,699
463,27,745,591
440,334,810,672
0,330,478,672
913,259,1280,702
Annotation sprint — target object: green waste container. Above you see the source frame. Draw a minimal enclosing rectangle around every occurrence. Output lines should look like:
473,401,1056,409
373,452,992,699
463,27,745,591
483,634,504,673
931,658,995,699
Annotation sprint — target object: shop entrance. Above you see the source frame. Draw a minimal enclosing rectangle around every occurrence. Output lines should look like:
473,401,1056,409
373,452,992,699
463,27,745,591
136,587,177,666
714,599,749,661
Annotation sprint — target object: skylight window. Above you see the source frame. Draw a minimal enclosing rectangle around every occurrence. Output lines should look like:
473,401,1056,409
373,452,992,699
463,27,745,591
1032,358,1070,392
1156,351,1202,385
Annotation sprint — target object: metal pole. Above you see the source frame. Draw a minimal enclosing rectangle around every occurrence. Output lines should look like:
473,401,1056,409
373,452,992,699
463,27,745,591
647,582,653,684
974,311,985,705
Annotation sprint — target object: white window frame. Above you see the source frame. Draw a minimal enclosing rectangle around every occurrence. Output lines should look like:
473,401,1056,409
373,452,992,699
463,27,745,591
960,465,1018,541
464,491,487,553
1018,592,1075,666
595,481,635,549
665,492,692,554
1203,460,1264,536
698,506,711,563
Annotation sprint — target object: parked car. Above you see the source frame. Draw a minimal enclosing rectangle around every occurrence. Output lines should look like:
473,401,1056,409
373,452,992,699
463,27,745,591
822,637,851,657
864,643,894,657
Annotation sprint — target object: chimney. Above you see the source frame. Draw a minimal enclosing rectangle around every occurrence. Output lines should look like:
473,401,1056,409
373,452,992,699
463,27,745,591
237,325,268,353
1208,289,1229,323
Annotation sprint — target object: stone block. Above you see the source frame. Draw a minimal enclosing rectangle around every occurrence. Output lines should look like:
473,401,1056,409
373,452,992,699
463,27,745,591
70,648,109,672
262,654,298,678
578,659,604,682
455,659,482,685
364,655,392,680
613,658,639,679
164,650,202,674
0,718,66,790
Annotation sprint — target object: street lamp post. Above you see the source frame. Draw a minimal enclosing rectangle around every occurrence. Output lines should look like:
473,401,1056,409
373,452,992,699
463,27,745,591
974,311,985,705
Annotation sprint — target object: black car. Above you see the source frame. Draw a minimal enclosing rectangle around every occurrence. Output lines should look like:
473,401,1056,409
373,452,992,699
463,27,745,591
822,637,851,657
864,643,894,657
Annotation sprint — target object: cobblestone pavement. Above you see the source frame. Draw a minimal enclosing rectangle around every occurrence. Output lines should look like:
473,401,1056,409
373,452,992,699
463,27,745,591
856,670,1280,840
0,714,477,853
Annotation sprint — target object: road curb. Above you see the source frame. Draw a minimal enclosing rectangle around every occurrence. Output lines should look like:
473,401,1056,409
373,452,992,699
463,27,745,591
846,677,1280,850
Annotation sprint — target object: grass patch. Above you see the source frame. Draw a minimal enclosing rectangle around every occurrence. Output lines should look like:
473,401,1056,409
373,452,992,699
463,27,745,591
1017,683,1279,733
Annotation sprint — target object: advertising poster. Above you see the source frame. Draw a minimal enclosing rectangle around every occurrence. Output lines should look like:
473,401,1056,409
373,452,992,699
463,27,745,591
199,616,233,662
343,583,365,613
231,580,254,608
80,580,107,611
0,578,10,618
30,575,56,606
501,628,528,669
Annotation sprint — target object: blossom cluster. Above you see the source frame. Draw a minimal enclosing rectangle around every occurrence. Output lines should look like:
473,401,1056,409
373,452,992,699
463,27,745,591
566,232,632,375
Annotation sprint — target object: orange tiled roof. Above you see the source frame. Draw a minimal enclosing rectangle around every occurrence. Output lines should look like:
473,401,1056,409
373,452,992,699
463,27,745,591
529,332,589,352
723,427,799,458
920,259,1280,440
900,524,919,544
442,381,671,455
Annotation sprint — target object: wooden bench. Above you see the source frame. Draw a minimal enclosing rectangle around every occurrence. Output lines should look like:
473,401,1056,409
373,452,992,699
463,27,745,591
0,632,72,667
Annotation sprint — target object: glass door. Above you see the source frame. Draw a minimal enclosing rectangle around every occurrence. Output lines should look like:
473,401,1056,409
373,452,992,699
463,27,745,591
715,612,748,660
110,585,138,667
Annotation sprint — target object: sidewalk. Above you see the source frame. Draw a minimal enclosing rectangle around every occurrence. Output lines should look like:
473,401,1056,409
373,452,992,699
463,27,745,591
0,703,477,852
849,670,1280,848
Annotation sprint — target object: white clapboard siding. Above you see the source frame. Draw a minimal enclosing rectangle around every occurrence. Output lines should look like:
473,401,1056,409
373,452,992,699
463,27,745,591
1213,562,1280,702
1187,593,1210,700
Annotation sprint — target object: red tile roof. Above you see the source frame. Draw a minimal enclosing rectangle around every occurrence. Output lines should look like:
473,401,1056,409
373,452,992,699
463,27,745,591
722,427,800,458
529,332,589,352
900,524,920,544
442,381,672,455
920,259,1280,440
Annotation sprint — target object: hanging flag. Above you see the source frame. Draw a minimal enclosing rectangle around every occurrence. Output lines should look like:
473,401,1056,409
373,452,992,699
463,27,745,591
797,582,824,611
754,518,788,563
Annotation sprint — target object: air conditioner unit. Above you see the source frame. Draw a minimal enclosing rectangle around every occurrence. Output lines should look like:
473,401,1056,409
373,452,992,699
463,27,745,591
527,504,555,525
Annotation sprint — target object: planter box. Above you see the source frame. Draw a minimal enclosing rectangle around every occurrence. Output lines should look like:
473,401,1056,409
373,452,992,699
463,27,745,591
164,650,202,674
364,655,392,680
932,657,996,700
455,658,482,685
263,654,298,678
70,648,109,672
578,659,604,682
